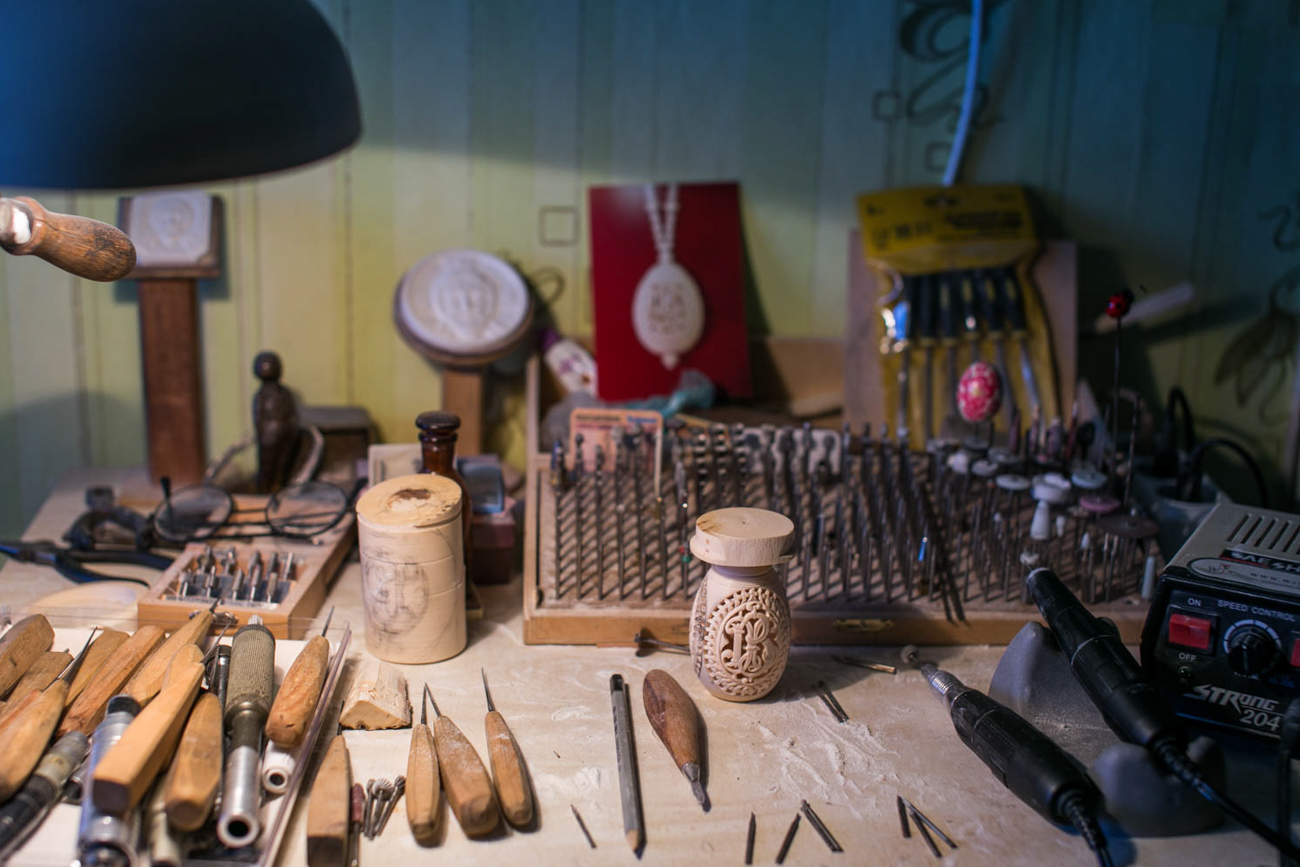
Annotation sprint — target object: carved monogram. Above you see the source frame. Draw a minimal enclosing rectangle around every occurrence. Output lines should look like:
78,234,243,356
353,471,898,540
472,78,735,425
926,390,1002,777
702,585,790,699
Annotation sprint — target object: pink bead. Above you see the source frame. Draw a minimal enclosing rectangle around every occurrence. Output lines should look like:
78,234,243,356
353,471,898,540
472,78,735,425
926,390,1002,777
957,361,1003,423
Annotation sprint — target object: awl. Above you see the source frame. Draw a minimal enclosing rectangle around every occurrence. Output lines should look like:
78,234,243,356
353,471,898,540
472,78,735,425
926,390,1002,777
642,669,709,811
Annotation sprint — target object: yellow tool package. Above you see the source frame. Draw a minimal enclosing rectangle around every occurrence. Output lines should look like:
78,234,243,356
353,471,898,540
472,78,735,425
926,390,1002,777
856,184,1060,443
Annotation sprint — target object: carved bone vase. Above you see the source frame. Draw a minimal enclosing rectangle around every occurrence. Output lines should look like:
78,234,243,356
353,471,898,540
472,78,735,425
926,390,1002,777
688,507,795,702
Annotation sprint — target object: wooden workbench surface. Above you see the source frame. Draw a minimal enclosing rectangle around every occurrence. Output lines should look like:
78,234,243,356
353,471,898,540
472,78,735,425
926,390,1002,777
0,468,1281,866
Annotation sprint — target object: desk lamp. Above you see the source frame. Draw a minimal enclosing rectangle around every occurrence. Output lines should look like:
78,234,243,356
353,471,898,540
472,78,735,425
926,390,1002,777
0,0,361,481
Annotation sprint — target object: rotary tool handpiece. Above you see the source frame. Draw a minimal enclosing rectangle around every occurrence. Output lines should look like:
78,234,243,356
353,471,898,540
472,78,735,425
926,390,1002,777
1026,567,1300,861
218,617,276,849
1026,567,1180,748
921,663,1112,867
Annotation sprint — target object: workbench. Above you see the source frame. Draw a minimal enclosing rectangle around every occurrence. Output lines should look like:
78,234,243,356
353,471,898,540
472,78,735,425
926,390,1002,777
0,469,1280,866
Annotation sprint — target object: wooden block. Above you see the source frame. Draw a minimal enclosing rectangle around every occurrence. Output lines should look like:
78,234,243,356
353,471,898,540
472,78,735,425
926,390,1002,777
307,734,351,867
91,660,203,813
0,650,70,724
66,629,129,706
0,614,54,699
339,660,410,730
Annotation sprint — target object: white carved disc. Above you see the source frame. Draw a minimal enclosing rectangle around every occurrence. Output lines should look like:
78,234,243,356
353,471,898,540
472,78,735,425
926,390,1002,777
631,260,705,369
397,249,530,356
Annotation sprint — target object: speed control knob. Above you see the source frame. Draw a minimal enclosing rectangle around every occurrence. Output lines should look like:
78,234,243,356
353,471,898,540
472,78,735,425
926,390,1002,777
1226,623,1281,678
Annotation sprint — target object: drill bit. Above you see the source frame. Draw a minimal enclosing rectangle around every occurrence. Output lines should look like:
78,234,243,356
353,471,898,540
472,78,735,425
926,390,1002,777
551,439,566,598
628,430,647,599
594,445,606,599
612,431,627,600
573,433,586,598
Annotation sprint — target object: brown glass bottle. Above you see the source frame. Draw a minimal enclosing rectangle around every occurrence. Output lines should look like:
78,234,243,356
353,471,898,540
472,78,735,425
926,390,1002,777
416,411,473,584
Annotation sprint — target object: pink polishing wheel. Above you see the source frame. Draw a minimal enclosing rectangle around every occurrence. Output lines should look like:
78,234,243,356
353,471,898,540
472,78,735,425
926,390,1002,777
957,360,1003,424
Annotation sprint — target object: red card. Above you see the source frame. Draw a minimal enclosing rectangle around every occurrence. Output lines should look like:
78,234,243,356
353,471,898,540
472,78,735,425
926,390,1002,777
588,181,750,401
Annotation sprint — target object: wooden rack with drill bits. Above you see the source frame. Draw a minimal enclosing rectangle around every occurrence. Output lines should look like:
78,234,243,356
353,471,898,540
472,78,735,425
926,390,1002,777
137,494,356,639
524,416,1160,646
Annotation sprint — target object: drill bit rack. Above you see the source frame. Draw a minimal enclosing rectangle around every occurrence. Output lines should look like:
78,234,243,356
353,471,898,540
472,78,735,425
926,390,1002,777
524,420,1159,646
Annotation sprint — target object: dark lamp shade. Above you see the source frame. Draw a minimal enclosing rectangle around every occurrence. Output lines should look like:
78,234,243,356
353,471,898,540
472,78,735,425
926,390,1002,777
0,0,362,189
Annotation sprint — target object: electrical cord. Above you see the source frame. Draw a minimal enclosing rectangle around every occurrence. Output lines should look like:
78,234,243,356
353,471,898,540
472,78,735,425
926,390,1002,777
1150,738,1300,861
942,0,983,186
1277,699,1300,867
1057,790,1114,867
1177,436,1270,507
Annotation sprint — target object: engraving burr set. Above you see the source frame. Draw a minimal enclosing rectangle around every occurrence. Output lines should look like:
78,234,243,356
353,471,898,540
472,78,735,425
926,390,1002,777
535,419,1161,644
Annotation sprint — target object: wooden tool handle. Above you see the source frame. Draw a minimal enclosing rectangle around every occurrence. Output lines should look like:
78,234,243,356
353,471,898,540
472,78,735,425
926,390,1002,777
0,196,136,281
434,716,499,837
307,734,351,867
265,634,329,748
164,691,222,832
642,669,702,772
164,644,204,684
66,628,128,706
91,659,203,813
60,625,164,737
485,711,533,827
0,614,54,698
406,723,440,844
124,611,213,706
0,680,68,801
0,650,70,724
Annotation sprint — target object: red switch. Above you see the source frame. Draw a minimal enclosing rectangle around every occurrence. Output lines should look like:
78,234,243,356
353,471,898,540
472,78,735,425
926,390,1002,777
1168,612,1213,651
1290,637,1300,668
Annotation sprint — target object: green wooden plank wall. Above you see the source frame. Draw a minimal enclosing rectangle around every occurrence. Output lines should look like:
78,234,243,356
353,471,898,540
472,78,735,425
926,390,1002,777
0,0,1296,533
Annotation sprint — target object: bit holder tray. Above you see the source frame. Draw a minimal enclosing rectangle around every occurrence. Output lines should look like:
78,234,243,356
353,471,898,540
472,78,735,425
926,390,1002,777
523,389,1157,646
137,494,356,639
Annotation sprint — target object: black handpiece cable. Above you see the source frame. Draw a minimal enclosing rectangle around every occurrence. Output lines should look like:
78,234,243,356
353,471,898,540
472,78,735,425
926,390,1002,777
1027,567,1300,861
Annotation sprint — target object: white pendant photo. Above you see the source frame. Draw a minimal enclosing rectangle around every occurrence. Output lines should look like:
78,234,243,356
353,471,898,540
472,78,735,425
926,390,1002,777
632,260,705,369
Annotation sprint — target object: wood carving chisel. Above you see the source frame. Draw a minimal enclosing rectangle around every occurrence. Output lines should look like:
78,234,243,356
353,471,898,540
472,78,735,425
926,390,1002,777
406,686,440,844
0,629,95,801
91,656,204,813
218,615,275,848
59,624,164,736
65,628,128,706
0,614,54,698
641,669,708,811
307,733,351,867
265,607,333,748
0,649,70,723
425,685,499,836
610,674,645,855
481,669,534,827
123,602,215,706
164,690,223,831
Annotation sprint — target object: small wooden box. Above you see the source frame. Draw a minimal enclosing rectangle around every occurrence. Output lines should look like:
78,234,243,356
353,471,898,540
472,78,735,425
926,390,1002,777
136,494,355,639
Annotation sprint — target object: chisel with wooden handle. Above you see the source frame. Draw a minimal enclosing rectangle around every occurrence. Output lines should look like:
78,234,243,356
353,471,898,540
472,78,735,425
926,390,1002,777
307,734,351,867
59,625,164,737
266,608,333,748
642,669,709,811
123,606,214,706
90,658,203,813
426,685,499,836
406,688,440,844
0,631,96,801
0,614,54,698
164,690,223,831
481,669,533,827
0,650,70,724
0,195,136,281
65,628,128,706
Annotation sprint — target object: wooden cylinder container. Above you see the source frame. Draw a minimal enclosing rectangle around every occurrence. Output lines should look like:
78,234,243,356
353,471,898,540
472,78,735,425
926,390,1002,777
356,474,465,663
688,507,795,702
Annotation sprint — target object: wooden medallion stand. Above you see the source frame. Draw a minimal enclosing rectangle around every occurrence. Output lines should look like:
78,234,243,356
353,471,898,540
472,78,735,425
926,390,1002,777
119,196,223,486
